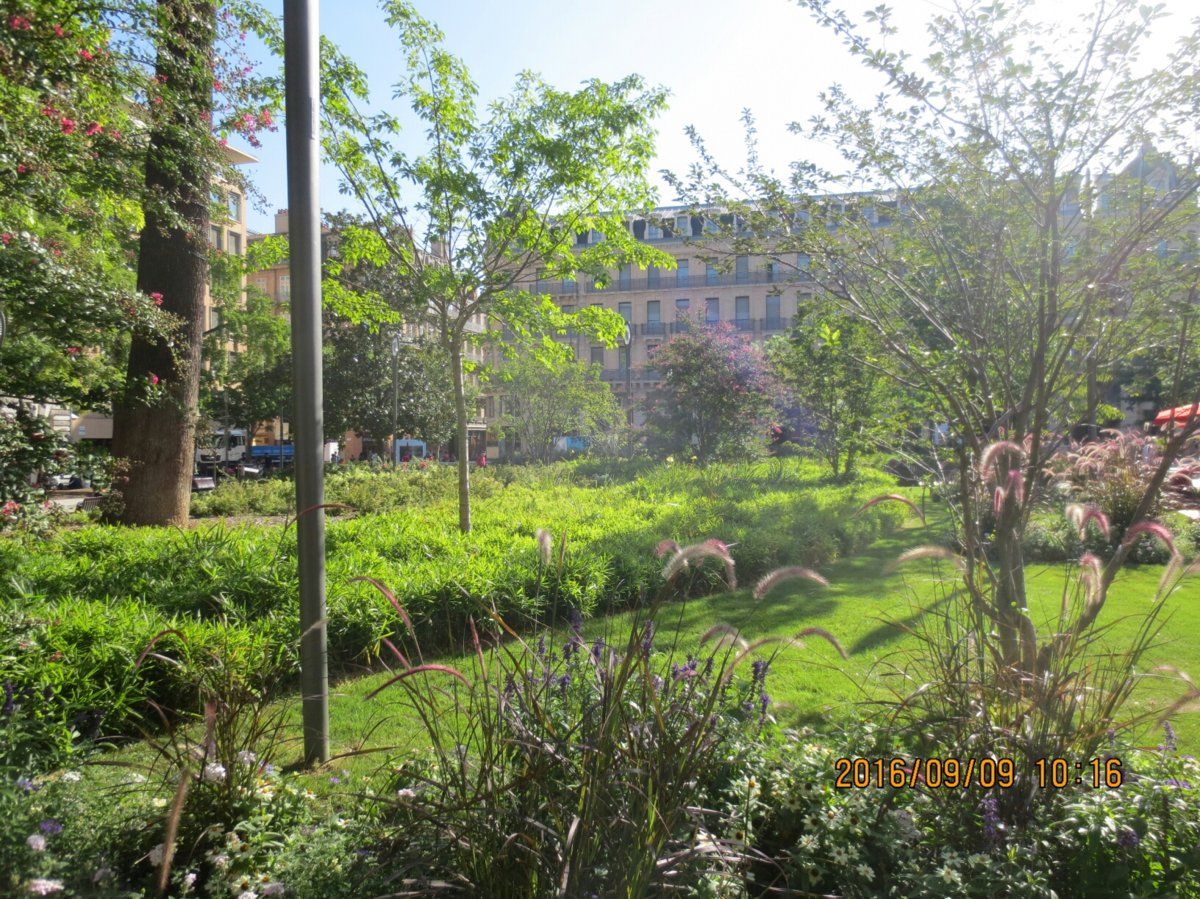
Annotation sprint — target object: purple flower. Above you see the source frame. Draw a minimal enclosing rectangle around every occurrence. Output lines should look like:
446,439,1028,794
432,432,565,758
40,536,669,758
557,674,570,697
17,777,38,792
39,820,62,835
568,608,583,635
1163,721,1178,752
1117,827,1140,848
640,622,655,658
535,635,546,659
2,681,13,715
563,637,581,660
751,659,770,688
1164,778,1192,789
980,794,1002,845
591,638,604,661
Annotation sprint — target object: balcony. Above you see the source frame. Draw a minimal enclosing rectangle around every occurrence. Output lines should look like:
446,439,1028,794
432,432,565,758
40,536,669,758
526,269,812,296
600,367,663,384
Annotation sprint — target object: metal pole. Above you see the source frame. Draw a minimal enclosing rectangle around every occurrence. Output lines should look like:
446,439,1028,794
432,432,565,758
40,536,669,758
283,0,328,766
391,334,400,465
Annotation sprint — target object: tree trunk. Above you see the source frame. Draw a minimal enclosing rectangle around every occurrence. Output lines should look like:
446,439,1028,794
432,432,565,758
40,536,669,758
451,341,471,533
111,0,214,527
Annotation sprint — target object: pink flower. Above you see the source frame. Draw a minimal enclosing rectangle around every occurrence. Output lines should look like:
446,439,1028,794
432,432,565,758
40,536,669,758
16,163,26,173
66,346,80,355
84,121,102,136
1,233,11,245
1,501,20,517
9,15,32,31
149,292,163,306
148,373,160,385
256,108,274,128
59,117,76,135
213,79,224,92
41,105,57,117
52,24,64,37
78,48,93,61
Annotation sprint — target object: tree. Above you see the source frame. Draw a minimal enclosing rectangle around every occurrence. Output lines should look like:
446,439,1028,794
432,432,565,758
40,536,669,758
496,354,622,464
644,320,779,462
320,1,670,531
766,302,902,479
671,0,1200,773
0,4,170,416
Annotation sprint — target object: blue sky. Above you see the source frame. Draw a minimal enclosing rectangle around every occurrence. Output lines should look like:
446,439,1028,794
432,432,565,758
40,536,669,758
234,0,1192,235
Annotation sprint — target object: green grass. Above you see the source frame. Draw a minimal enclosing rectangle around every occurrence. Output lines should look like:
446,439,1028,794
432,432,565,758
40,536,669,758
281,514,1200,780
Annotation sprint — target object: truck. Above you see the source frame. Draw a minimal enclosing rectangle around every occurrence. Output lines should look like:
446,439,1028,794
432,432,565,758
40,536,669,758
195,428,249,465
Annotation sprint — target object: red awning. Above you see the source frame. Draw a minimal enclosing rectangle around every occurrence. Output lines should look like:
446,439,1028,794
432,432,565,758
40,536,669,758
1153,404,1200,426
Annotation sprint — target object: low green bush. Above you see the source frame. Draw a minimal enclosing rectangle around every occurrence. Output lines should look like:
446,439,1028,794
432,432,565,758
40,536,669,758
2,458,907,754
1023,507,1200,564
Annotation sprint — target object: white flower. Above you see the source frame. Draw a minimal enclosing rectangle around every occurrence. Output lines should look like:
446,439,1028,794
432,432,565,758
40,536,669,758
396,787,417,800
803,814,822,829
182,871,198,891
830,845,850,865
148,843,166,867
211,853,231,870
237,892,258,899
61,771,81,783
151,797,168,809
26,833,46,851
202,762,228,783
855,863,874,881
798,834,819,851
237,750,258,766
260,884,285,897
26,879,64,895
938,864,962,885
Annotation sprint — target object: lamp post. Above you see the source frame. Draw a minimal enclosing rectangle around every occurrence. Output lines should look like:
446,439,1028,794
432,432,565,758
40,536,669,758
391,333,400,465
283,0,328,766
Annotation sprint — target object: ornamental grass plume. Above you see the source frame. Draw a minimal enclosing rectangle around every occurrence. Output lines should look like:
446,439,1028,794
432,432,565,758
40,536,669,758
889,545,965,572
661,538,736,589
856,493,925,523
978,440,1024,482
753,566,829,599
535,527,553,566
1065,502,1112,540
1121,520,1177,557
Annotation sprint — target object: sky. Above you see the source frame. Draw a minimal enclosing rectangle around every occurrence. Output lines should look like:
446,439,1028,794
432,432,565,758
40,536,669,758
233,0,1194,235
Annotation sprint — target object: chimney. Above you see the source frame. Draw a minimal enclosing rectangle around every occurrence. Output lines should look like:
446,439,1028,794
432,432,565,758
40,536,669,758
274,209,290,234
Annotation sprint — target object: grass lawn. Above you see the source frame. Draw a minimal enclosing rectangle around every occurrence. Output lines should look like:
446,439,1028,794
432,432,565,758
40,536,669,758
272,513,1200,784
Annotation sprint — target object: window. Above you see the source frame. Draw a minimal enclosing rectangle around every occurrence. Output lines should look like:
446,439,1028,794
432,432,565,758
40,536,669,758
618,345,630,370
765,295,781,325
279,275,291,299
576,231,589,246
646,300,661,331
676,258,689,286
646,265,660,288
618,264,632,289
228,232,242,256
618,301,632,323
208,307,220,330
227,192,241,222
705,263,718,285
797,253,811,278
254,277,269,292
766,261,777,282
562,304,575,315
646,342,660,359
735,296,750,322
590,346,605,366
705,297,720,323
735,255,749,284
675,298,690,317
210,226,223,250
675,215,689,236
647,222,663,240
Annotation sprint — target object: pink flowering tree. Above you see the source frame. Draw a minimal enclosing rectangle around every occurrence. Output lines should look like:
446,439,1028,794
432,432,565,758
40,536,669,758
643,319,781,462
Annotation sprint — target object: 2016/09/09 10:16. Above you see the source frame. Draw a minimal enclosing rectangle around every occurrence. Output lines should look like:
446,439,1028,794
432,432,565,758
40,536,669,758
832,756,1125,790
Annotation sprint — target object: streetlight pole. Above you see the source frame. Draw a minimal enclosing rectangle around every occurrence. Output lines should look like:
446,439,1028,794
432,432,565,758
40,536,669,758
391,334,400,465
283,0,329,766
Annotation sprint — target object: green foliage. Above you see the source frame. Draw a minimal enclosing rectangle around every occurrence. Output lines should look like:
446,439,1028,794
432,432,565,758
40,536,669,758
495,354,623,463
3,460,906,748
0,409,69,506
768,304,910,479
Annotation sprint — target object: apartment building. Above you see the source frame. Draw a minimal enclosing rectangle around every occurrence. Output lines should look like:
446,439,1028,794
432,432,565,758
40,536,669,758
518,204,813,424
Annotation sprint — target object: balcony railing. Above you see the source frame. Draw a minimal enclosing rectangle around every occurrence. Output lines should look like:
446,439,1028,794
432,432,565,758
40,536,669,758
558,318,792,342
600,368,663,383
527,270,812,296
